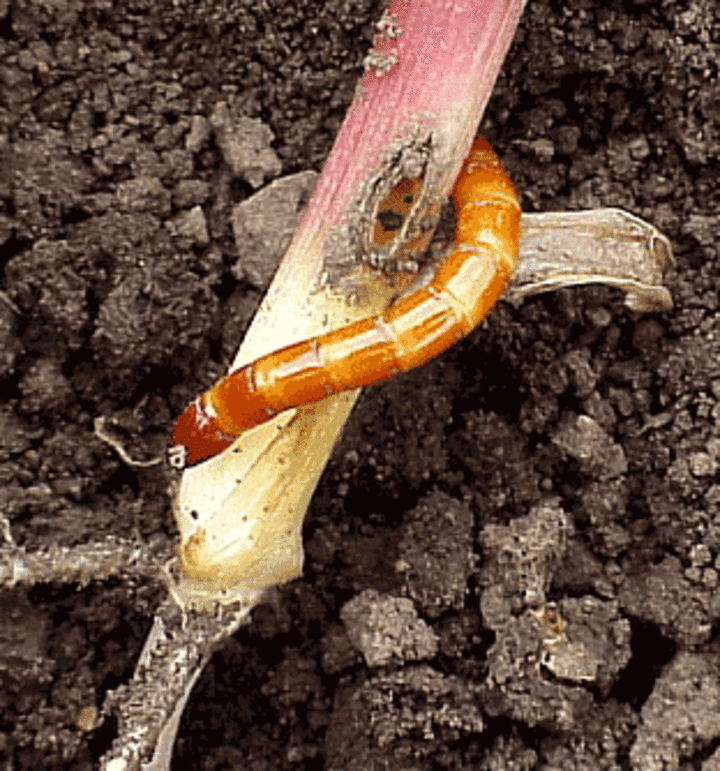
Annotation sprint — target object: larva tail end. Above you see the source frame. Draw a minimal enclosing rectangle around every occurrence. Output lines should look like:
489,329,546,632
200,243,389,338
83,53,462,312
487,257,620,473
169,400,235,468
452,136,519,216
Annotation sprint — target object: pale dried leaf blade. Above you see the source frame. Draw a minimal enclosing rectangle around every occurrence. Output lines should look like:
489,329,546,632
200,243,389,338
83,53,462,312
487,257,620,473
509,208,674,312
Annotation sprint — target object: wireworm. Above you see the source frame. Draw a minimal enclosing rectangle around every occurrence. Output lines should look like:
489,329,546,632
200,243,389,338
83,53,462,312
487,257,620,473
169,137,520,468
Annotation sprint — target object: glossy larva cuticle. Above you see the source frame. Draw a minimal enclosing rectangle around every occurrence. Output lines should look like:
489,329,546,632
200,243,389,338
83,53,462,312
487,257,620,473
170,137,520,468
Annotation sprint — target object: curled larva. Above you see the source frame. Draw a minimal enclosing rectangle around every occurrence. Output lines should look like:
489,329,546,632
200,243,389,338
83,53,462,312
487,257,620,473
166,137,519,610
170,138,519,469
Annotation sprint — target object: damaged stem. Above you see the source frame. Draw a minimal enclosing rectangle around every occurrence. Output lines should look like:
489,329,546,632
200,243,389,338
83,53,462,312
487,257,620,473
169,0,529,611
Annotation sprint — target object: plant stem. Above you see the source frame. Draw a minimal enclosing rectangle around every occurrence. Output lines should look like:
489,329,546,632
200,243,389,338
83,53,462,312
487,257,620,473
172,0,529,610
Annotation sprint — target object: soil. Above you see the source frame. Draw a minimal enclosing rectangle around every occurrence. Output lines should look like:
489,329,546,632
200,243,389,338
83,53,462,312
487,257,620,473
1,0,720,769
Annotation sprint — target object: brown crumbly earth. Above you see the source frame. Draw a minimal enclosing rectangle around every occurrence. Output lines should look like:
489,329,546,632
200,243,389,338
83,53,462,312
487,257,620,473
1,0,720,769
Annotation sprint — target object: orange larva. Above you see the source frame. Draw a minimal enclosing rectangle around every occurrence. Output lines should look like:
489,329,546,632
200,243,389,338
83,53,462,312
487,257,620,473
169,137,520,469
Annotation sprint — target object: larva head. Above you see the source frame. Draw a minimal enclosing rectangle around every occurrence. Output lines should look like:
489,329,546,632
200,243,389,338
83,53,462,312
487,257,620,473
169,398,236,468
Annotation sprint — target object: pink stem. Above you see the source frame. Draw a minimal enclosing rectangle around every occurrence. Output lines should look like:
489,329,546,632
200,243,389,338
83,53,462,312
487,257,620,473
301,0,527,231
236,0,527,367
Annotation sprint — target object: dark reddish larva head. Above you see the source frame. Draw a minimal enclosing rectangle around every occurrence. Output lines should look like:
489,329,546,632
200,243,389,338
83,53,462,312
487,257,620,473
169,399,236,469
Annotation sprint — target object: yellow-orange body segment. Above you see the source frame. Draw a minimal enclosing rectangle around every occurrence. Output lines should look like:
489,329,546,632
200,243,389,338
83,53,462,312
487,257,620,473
170,137,521,468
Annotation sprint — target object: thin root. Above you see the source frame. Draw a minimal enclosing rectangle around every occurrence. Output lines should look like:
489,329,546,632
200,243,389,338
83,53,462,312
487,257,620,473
94,416,163,468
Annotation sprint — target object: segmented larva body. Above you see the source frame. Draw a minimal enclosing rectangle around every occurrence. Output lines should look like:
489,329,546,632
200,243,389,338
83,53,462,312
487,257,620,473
169,137,520,468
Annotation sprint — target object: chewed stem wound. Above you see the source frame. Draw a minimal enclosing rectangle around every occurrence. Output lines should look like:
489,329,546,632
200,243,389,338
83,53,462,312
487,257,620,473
169,137,521,468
